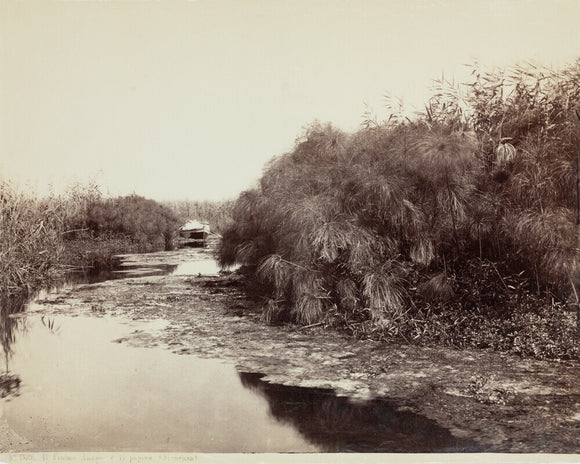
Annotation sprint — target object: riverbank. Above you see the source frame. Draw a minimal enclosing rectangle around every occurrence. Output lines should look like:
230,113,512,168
1,247,578,453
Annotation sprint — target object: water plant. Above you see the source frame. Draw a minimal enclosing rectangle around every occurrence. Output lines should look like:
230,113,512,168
0,182,181,298
219,59,580,358
0,183,65,298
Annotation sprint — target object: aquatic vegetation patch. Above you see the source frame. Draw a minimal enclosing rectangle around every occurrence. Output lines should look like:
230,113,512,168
0,182,181,300
219,60,580,359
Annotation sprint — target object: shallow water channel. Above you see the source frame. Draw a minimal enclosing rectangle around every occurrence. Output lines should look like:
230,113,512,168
0,255,473,453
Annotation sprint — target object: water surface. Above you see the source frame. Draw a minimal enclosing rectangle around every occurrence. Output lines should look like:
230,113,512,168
2,314,320,452
0,252,476,452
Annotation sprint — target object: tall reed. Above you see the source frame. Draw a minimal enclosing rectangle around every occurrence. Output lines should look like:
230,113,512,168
0,183,64,298
0,182,182,298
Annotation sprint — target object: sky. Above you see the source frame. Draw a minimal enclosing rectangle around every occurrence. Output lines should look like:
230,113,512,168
1,0,580,202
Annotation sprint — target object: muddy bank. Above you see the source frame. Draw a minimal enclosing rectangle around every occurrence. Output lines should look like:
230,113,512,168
4,247,580,453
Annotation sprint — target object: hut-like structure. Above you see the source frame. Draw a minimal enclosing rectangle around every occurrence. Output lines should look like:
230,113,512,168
177,220,210,247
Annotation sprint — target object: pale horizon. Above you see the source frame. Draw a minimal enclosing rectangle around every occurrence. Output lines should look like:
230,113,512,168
1,0,580,202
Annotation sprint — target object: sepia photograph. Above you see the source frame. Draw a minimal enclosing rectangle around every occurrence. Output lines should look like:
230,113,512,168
1,0,579,461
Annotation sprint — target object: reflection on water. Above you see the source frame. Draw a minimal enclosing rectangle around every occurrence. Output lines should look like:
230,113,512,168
95,259,227,278
0,373,20,398
0,296,26,373
0,257,223,368
2,314,320,452
108,263,178,278
0,253,234,430
239,373,480,453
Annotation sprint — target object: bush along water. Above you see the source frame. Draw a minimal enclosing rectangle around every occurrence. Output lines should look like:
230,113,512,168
0,182,181,300
219,60,580,360
77,194,181,254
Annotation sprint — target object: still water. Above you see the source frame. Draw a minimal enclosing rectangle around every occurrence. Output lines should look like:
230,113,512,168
2,314,319,452
0,255,476,453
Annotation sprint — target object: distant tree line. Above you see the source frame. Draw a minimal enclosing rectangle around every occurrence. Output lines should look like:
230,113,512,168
163,199,234,234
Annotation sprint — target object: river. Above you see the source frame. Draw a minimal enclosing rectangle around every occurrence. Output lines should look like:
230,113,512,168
0,248,577,453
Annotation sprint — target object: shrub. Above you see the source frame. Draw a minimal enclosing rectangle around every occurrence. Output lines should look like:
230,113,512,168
84,195,181,252
220,121,486,324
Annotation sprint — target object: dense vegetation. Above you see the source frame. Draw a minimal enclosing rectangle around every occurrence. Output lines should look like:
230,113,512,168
219,60,580,359
0,183,66,298
0,183,181,299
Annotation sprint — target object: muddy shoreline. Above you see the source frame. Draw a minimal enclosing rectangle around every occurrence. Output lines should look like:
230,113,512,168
2,247,579,453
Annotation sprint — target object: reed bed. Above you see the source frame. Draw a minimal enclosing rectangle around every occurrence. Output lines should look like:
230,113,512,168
0,184,65,298
0,182,180,299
